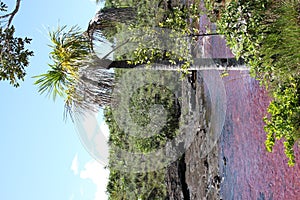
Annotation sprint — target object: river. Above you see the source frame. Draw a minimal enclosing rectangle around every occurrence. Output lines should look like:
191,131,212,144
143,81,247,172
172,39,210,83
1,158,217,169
195,3,300,199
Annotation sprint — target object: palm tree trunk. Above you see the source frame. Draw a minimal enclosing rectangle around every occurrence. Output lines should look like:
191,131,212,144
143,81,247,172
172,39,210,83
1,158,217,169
150,58,248,70
102,58,247,70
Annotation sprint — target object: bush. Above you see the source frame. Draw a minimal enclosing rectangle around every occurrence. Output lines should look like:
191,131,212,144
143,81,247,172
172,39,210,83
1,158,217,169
264,77,300,166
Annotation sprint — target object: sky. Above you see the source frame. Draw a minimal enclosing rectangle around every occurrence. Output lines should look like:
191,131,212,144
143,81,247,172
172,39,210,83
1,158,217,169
0,0,109,200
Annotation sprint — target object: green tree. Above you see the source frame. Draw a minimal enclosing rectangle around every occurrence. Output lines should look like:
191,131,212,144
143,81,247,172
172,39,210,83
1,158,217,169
34,25,114,115
0,0,33,87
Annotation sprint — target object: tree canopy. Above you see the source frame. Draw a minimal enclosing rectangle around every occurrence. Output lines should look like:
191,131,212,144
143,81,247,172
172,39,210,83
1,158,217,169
33,25,116,116
0,0,33,87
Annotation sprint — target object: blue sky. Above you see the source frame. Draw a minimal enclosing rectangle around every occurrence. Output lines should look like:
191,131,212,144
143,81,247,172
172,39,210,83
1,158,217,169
0,0,109,199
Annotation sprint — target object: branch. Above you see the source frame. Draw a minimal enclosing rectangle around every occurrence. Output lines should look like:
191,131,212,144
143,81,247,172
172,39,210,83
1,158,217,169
0,0,21,28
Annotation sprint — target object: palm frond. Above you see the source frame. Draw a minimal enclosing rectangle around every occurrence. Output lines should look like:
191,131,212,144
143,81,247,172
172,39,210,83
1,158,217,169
34,25,92,101
33,65,71,100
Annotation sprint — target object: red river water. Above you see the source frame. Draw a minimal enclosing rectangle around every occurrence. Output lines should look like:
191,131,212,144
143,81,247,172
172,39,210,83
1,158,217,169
219,71,300,200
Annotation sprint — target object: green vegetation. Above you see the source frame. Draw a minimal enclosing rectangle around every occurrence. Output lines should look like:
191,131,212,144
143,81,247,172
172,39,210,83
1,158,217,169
128,83,180,151
33,1,299,199
105,105,169,200
264,77,300,166
105,69,182,199
101,0,202,72
0,0,33,87
205,0,300,166
261,1,300,166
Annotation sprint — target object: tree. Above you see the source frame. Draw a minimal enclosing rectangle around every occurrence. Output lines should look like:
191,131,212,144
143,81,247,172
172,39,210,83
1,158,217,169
34,6,141,114
34,25,114,115
0,0,33,87
34,24,243,116
34,2,245,116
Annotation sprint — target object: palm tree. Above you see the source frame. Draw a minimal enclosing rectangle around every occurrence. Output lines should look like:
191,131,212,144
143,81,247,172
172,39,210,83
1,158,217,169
34,6,140,112
34,25,114,116
34,5,248,117
34,24,247,115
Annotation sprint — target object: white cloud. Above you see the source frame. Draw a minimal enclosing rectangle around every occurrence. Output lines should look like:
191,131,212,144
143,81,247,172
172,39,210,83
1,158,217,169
80,160,109,200
71,154,79,175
